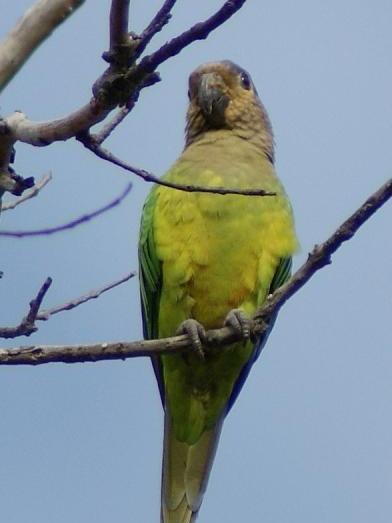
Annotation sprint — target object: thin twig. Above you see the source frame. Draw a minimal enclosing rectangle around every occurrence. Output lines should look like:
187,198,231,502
1,177,390,363
0,0,86,92
2,172,52,211
78,135,275,197
0,182,132,237
138,0,247,74
37,271,136,320
92,106,132,144
135,0,178,59
0,278,52,339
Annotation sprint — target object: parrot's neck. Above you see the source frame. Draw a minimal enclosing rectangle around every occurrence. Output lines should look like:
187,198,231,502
185,127,274,164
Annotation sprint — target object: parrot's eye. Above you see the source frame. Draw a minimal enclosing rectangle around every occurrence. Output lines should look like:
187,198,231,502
239,72,251,90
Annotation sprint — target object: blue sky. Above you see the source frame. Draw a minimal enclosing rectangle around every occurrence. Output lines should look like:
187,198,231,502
1,1,391,522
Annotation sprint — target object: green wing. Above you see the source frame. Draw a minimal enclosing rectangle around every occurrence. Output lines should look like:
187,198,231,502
138,188,165,401
269,256,292,294
226,255,292,412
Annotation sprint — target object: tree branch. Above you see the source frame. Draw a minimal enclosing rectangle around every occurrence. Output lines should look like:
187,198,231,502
138,0,247,74
2,172,52,211
0,0,248,149
0,182,132,237
0,278,52,339
253,177,392,328
0,0,86,93
1,177,390,364
135,0,178,59
0,270,135,339
109,0,130,49
91,106,132,144
78,134,275,196
36,271,135,321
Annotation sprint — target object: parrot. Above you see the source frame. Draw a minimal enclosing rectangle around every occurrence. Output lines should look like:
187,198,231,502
139,60,298,523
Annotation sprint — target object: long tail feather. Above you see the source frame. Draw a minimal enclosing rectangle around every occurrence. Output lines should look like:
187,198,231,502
161,407,224,523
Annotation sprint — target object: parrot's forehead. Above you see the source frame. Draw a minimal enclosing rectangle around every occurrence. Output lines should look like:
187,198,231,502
189,60,252,83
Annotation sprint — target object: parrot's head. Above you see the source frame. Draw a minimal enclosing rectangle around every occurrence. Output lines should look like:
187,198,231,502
185,60,274,161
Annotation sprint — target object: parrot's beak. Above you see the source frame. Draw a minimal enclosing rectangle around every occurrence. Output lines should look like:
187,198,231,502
197,72,229,126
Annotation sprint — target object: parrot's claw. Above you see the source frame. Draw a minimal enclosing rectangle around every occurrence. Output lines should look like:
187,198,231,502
224,308,251,340
176,319,206,360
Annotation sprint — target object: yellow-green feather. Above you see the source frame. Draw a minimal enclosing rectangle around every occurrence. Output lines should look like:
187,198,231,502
151,132,297,443
139,130,298,522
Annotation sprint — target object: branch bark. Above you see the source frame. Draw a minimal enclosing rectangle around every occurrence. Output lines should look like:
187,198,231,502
78,134,275,196
0,278,52,339
0,0,248,148
0,271,135,339
138,0,247,74
37,271,135,320
135,0,178,59
0,0,86,92
0,182,132,237
1,177,390,364
2,172,52,211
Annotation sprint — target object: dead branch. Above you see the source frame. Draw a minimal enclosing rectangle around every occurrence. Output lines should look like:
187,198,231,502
91,106,132,144
37,271,135,321
2,172,52,211
0,278,52,339
253,177,392,328
0,0,248,202
0,0,86,92
109,0,130,50
0,270,135,339
1,177,390,364
135,0,178,59
78,134,275,197
0,1,248,149
138,0,247,74
0,182,132,237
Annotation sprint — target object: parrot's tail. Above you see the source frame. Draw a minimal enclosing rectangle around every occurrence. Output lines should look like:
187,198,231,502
161,408,224,523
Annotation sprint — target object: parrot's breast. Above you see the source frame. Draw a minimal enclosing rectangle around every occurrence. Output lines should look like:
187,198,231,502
153,136,298,442
154,137,297,333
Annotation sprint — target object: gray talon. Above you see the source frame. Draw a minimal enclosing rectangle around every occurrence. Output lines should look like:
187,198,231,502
176,319,206,359
224,308,251,339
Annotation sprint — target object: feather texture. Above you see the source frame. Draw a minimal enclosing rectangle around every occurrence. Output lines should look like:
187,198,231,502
138,61,298,522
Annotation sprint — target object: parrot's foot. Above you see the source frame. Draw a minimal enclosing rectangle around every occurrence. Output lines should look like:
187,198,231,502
176,319,206,360
224,308,251,340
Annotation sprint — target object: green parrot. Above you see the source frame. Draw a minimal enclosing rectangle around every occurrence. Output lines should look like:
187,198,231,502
139,60,298,522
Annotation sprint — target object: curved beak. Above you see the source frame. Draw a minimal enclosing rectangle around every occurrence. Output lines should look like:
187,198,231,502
197,72,229,125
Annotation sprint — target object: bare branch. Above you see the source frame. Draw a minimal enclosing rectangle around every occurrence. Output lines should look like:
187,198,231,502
2,172,52,211
92,106,132,144
138,0,247,74
0,105,114,148
253,177,392,328
0,168,34,197
1,1,248,149
37,271,136,321
1,177,390,364
0,278,52,339
0,0,86,92
135,0,178,59
0,182,132,237
78,134,275,197
0,270,135,340
109,0,130,49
